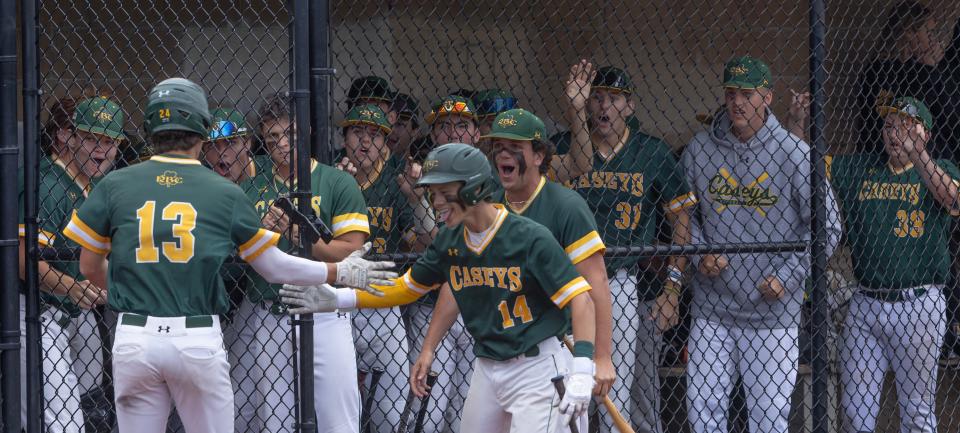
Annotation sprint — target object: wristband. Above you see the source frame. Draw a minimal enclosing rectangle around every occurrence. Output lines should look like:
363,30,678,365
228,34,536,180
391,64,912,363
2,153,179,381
572,340,595,359
666,265,683,285
335,287,358,310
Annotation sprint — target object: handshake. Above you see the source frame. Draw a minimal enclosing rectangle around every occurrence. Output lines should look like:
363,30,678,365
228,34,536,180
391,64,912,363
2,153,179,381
281,242,394,314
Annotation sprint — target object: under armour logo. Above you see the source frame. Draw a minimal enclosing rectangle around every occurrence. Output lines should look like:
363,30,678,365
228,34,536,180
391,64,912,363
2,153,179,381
337,312,348,318
158,326,171,333
156,90,171,97
448,248,459,256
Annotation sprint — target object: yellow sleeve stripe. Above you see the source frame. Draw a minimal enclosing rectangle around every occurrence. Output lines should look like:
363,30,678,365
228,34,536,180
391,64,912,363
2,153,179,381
332,213,371,237
359,277,425,308
403,269,438,294
551,276,591,308
62,213,110,254
565,231,605,265
664,192,698,212
238,229,281,261
68,211,109,243
20,224,56,247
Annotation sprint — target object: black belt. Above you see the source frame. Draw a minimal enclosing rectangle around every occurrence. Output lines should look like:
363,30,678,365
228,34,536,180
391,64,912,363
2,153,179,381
860,288,928,302
120,313,214,328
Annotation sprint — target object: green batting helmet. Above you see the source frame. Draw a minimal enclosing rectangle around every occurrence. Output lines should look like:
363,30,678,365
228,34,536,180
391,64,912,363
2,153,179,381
143,78,213,137
417,143,496,206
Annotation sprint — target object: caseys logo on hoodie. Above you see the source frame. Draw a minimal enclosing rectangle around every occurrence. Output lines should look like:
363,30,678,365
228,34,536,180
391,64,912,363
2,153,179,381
708,168,779,216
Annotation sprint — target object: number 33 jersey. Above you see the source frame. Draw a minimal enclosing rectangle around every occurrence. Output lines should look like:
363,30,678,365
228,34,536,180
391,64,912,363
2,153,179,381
406,204,591,361
831,153,960,289
63,154,280,317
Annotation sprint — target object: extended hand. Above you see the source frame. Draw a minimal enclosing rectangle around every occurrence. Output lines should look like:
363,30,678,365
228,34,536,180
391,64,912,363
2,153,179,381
280,283,338,314
758,275,786,301
335,242,398,295
699,254,728,277
648,291,680,334
68,279,107,309
565,59,595,111
410,350,436,398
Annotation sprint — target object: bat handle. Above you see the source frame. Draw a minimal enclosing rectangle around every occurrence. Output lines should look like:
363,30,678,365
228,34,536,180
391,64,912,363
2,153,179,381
551,375,579,433
413,371,439,433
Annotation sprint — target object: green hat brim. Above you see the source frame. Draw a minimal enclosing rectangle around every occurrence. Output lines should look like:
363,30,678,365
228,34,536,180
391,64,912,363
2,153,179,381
207,132,250,142
591,85,632,94
339,119,392,135
76,124,127,140
876,105,932,129
722,82,766,90
480,132,533,141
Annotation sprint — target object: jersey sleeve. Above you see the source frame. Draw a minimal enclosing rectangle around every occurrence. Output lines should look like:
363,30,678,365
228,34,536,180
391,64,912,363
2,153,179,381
329,172,371,238
654,140,697,213
527,226,592,309
62,177,112,254
406,238,446,293
557,192,605,265
936,159,960,216
231,189,281,262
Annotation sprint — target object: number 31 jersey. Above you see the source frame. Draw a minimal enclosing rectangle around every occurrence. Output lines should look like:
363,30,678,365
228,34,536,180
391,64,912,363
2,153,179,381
63,154,279,317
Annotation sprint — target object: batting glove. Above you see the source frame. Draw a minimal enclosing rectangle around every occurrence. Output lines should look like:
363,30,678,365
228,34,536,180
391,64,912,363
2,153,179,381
280,283,339,314
335,242,397,295
559,357,594,424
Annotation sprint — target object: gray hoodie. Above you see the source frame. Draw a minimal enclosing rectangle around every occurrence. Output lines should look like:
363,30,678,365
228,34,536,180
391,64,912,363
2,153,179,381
681,110,841,329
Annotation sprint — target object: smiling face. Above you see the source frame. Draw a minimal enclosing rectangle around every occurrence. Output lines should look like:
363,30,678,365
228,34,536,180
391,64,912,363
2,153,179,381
203,136,251,182
57,128,120,178
344,124,389,171
427,181,467,226
491,138,543,192
588,88,634,138
431,114,479,146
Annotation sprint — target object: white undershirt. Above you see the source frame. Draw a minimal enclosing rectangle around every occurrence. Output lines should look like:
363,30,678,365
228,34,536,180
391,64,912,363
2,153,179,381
465,207,506,248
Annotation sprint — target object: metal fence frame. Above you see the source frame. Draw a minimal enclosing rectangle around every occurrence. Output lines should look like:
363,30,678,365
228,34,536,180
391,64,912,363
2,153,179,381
0,0,838,432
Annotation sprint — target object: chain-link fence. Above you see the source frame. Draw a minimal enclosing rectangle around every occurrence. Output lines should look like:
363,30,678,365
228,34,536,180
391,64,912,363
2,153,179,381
4,0,960,433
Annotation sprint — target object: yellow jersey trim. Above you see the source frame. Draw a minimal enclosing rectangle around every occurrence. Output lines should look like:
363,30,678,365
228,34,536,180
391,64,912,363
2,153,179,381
464,204,508,255
506,176,546,214
150,155,202,165
331,213,371,237
551,276,591,308
565,231,606,265
63,213,110,255
887,162,914,176
664,192,698,213
18,224,55,246
51,155,92,195
238,228,281,261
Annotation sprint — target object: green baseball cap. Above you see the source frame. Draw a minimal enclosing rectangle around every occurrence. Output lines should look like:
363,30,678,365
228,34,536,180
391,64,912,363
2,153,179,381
74,97,127,140
425,95,478,125
347,76,394,106
339,104,392,134
473,89,518,118
592,66,633,94
722,56,772,89
481,109,545,141
877,96,934,131
209,108,250,141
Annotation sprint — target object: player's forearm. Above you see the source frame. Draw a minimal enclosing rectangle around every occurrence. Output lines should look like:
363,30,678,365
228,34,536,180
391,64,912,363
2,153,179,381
351,280,424,309
575,255,612,359
79,248,109,290
552,104,593,183
250,246,337,286
667,209,692,272
422,285,459,354
568,293,596,346
311,231,366,262
912,150,960,212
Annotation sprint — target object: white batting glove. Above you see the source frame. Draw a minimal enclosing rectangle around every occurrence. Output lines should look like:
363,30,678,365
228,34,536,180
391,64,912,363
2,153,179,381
335,243,397,295
280,283,339,314
559,357,595,424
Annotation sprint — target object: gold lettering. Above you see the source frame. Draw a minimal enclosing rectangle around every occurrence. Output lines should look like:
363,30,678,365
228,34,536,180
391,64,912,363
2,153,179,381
507,267,522,292
492,267,508,288
482,268,496,288
470,268,483,287
449,267,463,291
631,173,644,197
311,196,322,215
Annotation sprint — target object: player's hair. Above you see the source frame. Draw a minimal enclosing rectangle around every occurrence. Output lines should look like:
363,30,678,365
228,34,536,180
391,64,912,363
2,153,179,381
41,97,78,157
885,1,931,36
258,93,292,129
151,130,204,153
531,138,556,175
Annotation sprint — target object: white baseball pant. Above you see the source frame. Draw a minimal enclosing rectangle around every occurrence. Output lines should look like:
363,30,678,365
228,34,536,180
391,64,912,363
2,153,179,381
686,318,798,433
18,295,84,433
231,298,360,433
112,313,232,433
460,338,587,433
405,301,474,433
840,285,945,433
354,306,410,433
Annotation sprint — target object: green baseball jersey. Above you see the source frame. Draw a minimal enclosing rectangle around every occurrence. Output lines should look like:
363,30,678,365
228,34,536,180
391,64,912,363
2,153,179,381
63,154,280,317
17,157,92,316
553,129,697,273
240,157,370,302
360,161,415,256
831,154,960,289
491,176,605,265
403,205,591,360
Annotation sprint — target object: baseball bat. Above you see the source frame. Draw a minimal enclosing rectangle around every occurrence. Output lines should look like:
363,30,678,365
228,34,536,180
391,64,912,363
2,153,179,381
551,375,580,433
362,367,385,433
561,337,635,433
395,388,416,433
413,371,439,433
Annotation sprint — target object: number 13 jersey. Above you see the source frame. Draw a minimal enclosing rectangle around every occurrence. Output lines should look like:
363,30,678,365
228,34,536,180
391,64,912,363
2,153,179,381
63,154,279,317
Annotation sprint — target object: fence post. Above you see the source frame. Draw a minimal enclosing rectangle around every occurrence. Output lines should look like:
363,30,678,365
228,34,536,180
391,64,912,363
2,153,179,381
18,0,42,432
310,0,334,164
808,1,830,433
0,0,21,429
292,1,317,432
